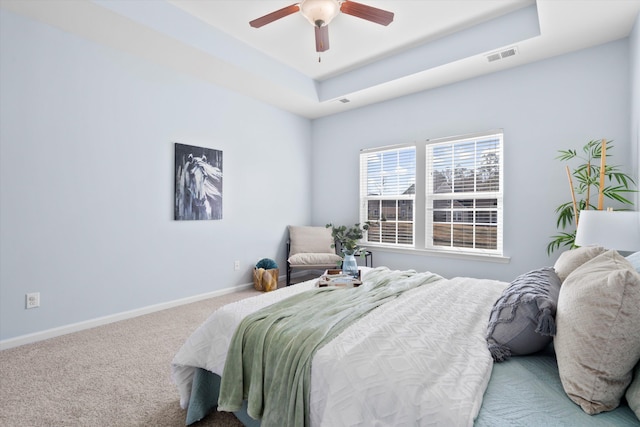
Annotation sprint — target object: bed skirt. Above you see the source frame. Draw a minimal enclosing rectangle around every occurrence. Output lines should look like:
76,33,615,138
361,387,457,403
186,368,260,427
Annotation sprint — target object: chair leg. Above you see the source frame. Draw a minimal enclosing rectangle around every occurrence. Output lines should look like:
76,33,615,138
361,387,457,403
286,262,291,286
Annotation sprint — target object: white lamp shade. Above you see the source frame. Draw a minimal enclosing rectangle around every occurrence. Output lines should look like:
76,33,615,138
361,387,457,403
299,0,340,26
575,210,640,251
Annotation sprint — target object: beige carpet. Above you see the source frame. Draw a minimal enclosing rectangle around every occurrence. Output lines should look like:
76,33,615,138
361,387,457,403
0,287,266,427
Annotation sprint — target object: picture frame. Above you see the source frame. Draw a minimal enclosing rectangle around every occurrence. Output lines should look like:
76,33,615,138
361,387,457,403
174,143,223,220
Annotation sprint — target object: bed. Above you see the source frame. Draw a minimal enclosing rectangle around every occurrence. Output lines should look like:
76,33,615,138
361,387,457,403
172,250,640,426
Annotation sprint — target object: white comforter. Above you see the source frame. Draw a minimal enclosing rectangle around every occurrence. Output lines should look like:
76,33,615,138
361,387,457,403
171,268,507,427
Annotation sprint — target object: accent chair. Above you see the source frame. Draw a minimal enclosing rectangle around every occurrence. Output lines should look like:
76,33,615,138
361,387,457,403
286,225,342,286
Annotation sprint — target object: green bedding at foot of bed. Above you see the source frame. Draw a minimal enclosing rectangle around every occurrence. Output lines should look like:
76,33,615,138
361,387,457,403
218,267,442,427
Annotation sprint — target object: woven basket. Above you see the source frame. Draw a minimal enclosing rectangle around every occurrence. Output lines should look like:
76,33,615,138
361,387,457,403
253,268,279,292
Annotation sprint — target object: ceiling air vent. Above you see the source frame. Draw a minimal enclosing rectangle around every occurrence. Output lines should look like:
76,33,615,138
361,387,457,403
486,46,518,63
338,98,350,104
501,48,517,58
487,53,501,63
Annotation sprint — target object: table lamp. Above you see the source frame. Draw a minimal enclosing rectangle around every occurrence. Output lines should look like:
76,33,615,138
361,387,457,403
575,210,640,251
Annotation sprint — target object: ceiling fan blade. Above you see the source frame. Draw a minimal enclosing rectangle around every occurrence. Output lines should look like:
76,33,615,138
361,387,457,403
249,4,300,28
315,25,330,52
340,0,394,26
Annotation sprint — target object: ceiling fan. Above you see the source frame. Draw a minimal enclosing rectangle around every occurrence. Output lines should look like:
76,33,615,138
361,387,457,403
249,0,394,54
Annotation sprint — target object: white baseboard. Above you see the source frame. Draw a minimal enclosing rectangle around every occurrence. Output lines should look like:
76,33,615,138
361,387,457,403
0,282,254,351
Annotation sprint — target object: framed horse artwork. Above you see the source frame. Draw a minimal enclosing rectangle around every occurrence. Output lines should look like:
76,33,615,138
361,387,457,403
174,143,223,221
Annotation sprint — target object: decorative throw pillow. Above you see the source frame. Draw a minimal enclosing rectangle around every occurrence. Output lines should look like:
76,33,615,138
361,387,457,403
553,245,606,282
627,251,640,273
627,363,640,420
555,250,640,415
486,267,561,362
288,226,335,254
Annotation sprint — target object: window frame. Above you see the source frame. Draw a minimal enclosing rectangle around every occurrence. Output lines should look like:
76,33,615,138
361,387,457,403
359,130,505,261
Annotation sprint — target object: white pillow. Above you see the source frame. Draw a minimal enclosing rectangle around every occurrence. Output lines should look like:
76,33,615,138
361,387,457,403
555,250,640,414
287,253,342,266
553,245,606,282
288,226,335,254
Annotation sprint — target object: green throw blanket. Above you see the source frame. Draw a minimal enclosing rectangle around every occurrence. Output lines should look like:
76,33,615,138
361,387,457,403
217,267,443,427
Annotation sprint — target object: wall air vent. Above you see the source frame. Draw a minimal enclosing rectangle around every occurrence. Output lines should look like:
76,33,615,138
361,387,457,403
486,46,518,63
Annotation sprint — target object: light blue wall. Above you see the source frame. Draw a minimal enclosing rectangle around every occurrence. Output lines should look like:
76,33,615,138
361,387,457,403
1,8,638,343
311,40,632,282
0,10,312,341
631,11,640,206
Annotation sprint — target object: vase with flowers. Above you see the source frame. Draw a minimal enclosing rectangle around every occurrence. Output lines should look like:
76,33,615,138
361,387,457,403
326,222,371,277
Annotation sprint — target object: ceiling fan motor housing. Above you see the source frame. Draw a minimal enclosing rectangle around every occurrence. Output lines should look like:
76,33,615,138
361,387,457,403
300,0,341,27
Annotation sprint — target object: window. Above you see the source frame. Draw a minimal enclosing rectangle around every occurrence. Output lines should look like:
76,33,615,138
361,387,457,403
360,146,416,246
360,131,503,257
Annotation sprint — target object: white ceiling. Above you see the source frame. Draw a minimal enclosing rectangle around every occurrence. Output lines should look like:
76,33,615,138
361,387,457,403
2,0,640,118
170,0,534,81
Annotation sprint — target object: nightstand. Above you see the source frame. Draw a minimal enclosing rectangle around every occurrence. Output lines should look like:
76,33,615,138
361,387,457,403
357,250,373,267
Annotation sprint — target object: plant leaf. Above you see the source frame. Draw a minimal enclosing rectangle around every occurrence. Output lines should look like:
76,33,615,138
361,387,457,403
546,231,577,255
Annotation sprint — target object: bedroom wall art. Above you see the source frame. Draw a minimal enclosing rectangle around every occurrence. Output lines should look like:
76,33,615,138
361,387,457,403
174,143,223,220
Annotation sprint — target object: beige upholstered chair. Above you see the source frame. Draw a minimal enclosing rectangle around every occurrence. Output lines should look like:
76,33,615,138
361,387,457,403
286,226,343,286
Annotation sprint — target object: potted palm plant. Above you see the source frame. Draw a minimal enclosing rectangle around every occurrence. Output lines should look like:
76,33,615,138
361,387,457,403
547,139,636,255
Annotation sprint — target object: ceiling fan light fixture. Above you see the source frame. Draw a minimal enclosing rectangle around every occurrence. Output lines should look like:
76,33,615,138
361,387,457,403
299,0,341,27
249,0,393,55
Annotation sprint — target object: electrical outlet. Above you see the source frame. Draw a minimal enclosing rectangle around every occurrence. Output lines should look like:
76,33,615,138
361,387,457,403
26,292,40,309
234,260,240,271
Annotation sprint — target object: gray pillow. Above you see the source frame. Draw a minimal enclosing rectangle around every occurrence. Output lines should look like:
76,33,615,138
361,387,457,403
555,250,640,414
486,267,561,362
553,245,606,282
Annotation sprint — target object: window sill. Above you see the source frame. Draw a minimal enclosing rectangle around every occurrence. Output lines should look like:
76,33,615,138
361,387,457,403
363,244,511,263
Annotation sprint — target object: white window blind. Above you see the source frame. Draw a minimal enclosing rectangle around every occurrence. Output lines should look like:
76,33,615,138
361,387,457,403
426,132,503,254
360,146,416,246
